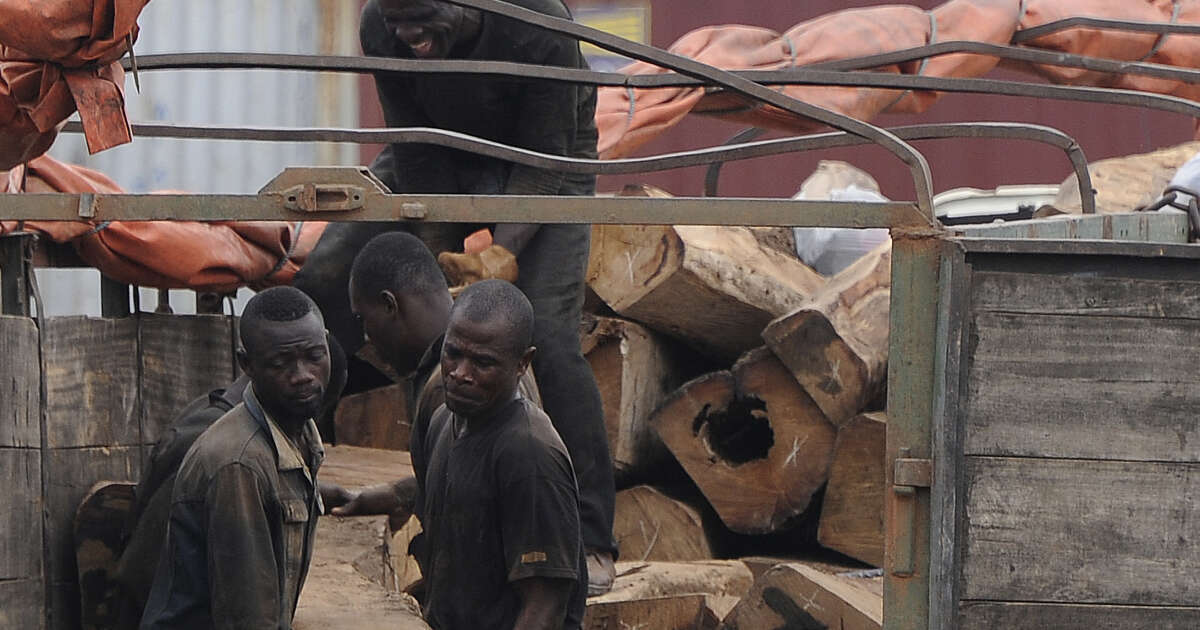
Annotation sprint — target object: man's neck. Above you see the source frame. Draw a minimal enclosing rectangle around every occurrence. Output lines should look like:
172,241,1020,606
460,390,521,436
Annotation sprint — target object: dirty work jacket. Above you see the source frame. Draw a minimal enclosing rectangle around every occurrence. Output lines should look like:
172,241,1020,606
139,386,324,630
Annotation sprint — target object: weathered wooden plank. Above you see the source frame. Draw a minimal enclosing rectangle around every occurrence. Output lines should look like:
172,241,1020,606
962,456,1200,605
958,601,1200,629
584,594,713,630
43,317,138,448
589,560,754,624
0,448,42,581
0,578,44,630
0,316,39,448
140,314,234,444
333,384,411,451
320,445,413,489
722,562,882,630
44,447,140,595
817,413,886,567
971,271,1200,319
965,312,1200,461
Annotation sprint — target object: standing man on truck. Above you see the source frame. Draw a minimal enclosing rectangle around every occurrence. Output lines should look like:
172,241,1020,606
293,0,616,592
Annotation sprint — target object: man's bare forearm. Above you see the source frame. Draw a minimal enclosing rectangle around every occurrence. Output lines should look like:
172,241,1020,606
512,577,572,630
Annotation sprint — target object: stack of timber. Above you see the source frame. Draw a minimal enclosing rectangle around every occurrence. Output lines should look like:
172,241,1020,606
585,195,824,360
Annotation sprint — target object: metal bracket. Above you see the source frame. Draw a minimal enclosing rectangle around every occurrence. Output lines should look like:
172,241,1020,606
259,167,388,215
892,448,933,578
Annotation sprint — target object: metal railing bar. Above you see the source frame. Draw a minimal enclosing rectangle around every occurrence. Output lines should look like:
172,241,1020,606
439,0,935,221
700,122,1096,215
59,121,1093,214
124,44,1200,89
1013,17,1200,44
0,192,928,229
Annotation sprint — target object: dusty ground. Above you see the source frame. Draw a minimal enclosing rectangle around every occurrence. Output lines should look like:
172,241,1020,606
294,515,429,630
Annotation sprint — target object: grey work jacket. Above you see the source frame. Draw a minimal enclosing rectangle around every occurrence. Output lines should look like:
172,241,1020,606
140,386,324,629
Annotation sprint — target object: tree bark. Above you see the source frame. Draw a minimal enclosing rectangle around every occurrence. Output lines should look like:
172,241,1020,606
762,241,891,425
652,347,836,534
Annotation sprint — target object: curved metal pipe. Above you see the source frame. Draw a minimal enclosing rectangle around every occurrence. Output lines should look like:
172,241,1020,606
701,123,1095,215
123,47,1200,89
61,120,1093,214
1013,18,1200,45
704,128,766,198
439,0,934,221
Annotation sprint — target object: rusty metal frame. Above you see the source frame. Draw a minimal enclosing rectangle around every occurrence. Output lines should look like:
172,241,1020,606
1012,17,1200,44
699,122,1096,215
58,120,1094,216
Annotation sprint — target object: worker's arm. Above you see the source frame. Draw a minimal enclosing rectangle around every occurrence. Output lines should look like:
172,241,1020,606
330,477,419,529
512,577,574,630
205,463,282,628
318,480,354,511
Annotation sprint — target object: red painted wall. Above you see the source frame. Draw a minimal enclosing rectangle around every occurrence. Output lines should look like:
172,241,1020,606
360,0,1194,200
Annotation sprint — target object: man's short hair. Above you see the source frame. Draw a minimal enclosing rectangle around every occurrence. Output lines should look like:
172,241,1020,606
350,232,448,300
240,286,322,353
450,279,534,356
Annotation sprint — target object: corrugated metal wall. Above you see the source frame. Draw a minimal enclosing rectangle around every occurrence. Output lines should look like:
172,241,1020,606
51,0,360,194
41,0,360,316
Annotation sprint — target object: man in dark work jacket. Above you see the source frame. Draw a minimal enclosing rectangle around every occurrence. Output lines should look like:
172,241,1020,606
294,0,617,592
113,338,347,628
140,288,335,629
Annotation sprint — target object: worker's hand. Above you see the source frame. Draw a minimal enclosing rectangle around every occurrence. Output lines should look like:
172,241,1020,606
438,243,519,295
318,481,355,512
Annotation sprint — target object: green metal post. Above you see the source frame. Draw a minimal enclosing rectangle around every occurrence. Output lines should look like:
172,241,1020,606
884,232,944,630
1,234,31,316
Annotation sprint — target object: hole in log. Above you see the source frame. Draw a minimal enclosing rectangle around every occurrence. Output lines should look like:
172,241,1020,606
694,397,774,465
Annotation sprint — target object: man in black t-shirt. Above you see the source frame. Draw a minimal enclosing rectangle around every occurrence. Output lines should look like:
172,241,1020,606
293,0,616,591
419,279,585,630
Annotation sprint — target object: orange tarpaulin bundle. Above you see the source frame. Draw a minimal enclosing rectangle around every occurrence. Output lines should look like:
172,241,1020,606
0,155,326,292
597,0,1200,159
0,0,150,170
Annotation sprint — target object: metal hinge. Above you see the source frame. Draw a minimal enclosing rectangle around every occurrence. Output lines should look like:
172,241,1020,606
259,167,388,214
892,448,932,577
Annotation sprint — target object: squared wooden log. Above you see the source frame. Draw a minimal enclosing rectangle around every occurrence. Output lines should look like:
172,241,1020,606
580,316,694,481
818,412,886,567
763,241,891,426
614,485,712,562
584,594,715,630
140,313,235,444
587,224,824,360
333,384,411,451
588,560,754,623
44,447,140,597
721,563,882,630
0,316,39,448
0,448,42,581
43,317,138,448
652,348,836,534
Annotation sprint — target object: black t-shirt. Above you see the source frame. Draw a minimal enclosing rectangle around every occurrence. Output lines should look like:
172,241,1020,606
359,0,598,197
419,397,585,630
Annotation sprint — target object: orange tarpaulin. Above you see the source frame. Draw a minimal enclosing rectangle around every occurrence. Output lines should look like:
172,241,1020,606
596,0,1200,158
0,155,326,292
0,0,150,170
